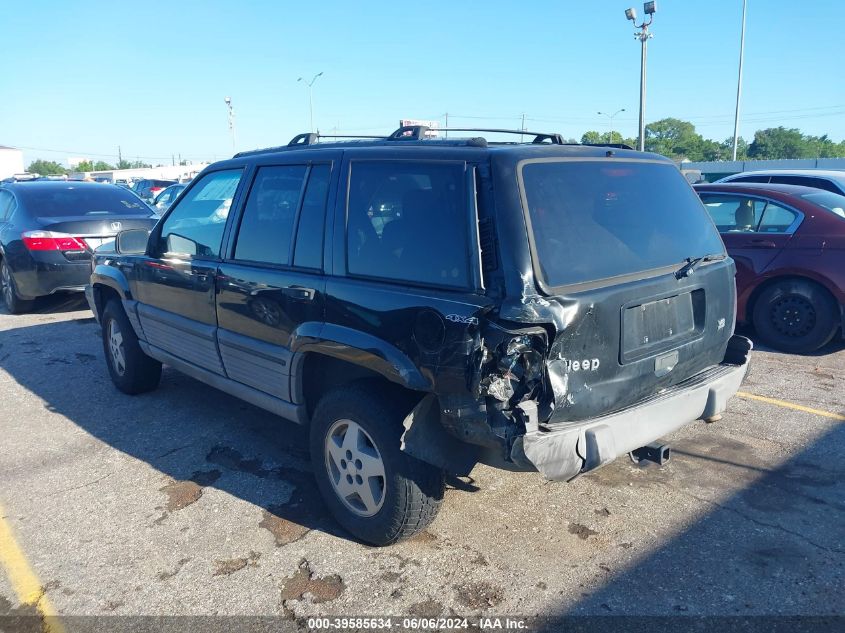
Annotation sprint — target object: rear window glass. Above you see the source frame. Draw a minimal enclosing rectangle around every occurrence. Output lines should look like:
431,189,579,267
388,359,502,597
16,185,152,217
800,191,845,218
521,160,725,289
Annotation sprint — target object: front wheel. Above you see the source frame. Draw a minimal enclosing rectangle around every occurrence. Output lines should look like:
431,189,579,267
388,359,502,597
1,260,33,314
101,299,162,394
752,280,839,354
310,385,445,545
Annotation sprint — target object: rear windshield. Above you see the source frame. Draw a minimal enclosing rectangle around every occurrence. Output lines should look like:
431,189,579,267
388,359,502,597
800,191,845,218
520,160,725,289
17,185,152,217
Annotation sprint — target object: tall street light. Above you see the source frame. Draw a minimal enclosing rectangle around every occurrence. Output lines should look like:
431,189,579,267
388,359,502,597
732,0,748,161
297,72,324,133
224,96,236,152
598,108,626,144
626,2,657,152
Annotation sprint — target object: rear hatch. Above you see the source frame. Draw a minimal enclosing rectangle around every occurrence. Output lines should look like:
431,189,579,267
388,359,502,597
518,157,735,422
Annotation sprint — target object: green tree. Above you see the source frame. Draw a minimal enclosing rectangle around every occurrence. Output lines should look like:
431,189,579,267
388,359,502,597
747,127,814,159
74,160,94,172
93,161,115,171
644,118,705,160
580,130,605,144
27,160,67,176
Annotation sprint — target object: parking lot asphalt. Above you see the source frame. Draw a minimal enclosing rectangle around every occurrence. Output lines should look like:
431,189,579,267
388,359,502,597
0,294,843,625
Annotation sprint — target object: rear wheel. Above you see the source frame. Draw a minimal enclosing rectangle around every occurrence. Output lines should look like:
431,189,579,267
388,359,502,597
101,299,162,394
752,279,839,353
310,385,445,545
0,259,33,314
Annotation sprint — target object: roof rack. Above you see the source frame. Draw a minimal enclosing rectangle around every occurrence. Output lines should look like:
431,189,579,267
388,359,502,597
234,125,610,158
387,125,564,144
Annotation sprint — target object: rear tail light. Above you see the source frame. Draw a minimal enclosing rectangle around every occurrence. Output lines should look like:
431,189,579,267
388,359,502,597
150,187,164,195
22,231,88,251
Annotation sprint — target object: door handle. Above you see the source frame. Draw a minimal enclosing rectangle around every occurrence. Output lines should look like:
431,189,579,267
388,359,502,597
750,239,776,248
281,285,316,301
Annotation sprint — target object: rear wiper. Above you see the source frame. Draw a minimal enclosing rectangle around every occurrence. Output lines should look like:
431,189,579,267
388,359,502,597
675,254,726,279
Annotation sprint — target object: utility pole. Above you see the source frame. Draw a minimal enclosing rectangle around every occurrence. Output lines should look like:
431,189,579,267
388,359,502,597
598,109,626,144
732,0,748,161
224,96,236,152
118,146,122,165
626,3,657,152
297,72,323,133
444,112,448,139
521,113,526,142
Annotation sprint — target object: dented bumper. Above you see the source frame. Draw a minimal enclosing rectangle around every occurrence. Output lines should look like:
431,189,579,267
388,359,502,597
514,335,752,481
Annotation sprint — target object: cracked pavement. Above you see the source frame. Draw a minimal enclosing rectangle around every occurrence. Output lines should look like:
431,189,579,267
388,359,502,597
0,295,843,619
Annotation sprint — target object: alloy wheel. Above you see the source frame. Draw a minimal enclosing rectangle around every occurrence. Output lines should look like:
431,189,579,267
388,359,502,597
108,318,127,376
324,419,387,517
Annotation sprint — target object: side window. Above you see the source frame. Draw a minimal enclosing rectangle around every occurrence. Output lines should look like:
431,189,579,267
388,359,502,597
234,165,307,265
158,169,243,258
770,175,840,194
347,161,469,288
293,164,331,269
758,202,799,233
731,175,769,184
0,191,13,220
700,195,762,232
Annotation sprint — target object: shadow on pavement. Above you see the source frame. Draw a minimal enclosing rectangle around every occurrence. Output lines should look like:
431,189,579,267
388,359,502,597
0,315,351,544
541,419,845,626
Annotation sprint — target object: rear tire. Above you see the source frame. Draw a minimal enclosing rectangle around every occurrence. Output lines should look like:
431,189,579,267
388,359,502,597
310,385,445,546
1,259,34,314
101,299,162,394
752,279,839,354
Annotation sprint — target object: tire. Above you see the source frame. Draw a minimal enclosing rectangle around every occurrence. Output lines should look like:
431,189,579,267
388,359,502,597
0,259,34,314
310,385,445,546
752,279,839,354
101,299,162,394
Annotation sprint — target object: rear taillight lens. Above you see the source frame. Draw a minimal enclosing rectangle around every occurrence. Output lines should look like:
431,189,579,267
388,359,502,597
150,187,163,195
22,231,87,251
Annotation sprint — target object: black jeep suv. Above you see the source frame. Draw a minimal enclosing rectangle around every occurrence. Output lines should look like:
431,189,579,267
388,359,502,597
86,126,751,545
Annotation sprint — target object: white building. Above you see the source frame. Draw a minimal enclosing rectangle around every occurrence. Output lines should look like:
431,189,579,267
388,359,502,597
71,163,211,183
0,146,25,179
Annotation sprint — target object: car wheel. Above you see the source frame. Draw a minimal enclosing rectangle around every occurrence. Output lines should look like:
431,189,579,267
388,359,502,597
310,385,445,545
101,299,162,394
0,259,33,314
752,279,839,354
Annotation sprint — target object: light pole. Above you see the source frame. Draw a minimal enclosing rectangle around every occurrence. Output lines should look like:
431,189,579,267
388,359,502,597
732,0,748,161
598,109,626,144
224,96,236,152
626,2,657,152
297,72,323,133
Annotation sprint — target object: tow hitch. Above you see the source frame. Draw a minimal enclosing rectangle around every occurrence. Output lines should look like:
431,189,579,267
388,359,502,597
630,442,671,466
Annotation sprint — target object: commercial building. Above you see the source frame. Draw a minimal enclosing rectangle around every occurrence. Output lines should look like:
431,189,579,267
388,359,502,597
0,146,25,180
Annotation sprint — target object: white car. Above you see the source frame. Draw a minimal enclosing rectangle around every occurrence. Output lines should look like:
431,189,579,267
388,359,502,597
716,169,845,196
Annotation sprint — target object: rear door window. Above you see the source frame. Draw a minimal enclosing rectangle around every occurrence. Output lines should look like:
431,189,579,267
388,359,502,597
699,195,764,232
758,203,800,233
346,160,469,288
768,175,842,194
234,165,307,266
520,160,725,289
293,164,331,269
730,175,770,183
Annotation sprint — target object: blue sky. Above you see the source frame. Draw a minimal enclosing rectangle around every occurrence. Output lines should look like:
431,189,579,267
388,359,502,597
2,0,842,167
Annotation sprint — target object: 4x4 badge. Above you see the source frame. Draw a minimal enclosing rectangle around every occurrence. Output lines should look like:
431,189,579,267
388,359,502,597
445,314,478,325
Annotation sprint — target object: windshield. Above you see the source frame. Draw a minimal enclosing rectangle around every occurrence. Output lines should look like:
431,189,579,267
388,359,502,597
17,185,152,217
520,160,726,289
800,190,845,218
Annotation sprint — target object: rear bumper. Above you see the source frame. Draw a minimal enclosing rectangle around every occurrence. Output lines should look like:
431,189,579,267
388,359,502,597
13,257,91,298
515,335,752,481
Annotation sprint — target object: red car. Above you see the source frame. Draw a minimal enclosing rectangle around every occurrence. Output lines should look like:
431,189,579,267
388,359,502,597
694,182,845,353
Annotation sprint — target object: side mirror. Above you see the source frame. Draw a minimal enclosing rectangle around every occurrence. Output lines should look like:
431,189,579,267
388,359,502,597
115,229,150,255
